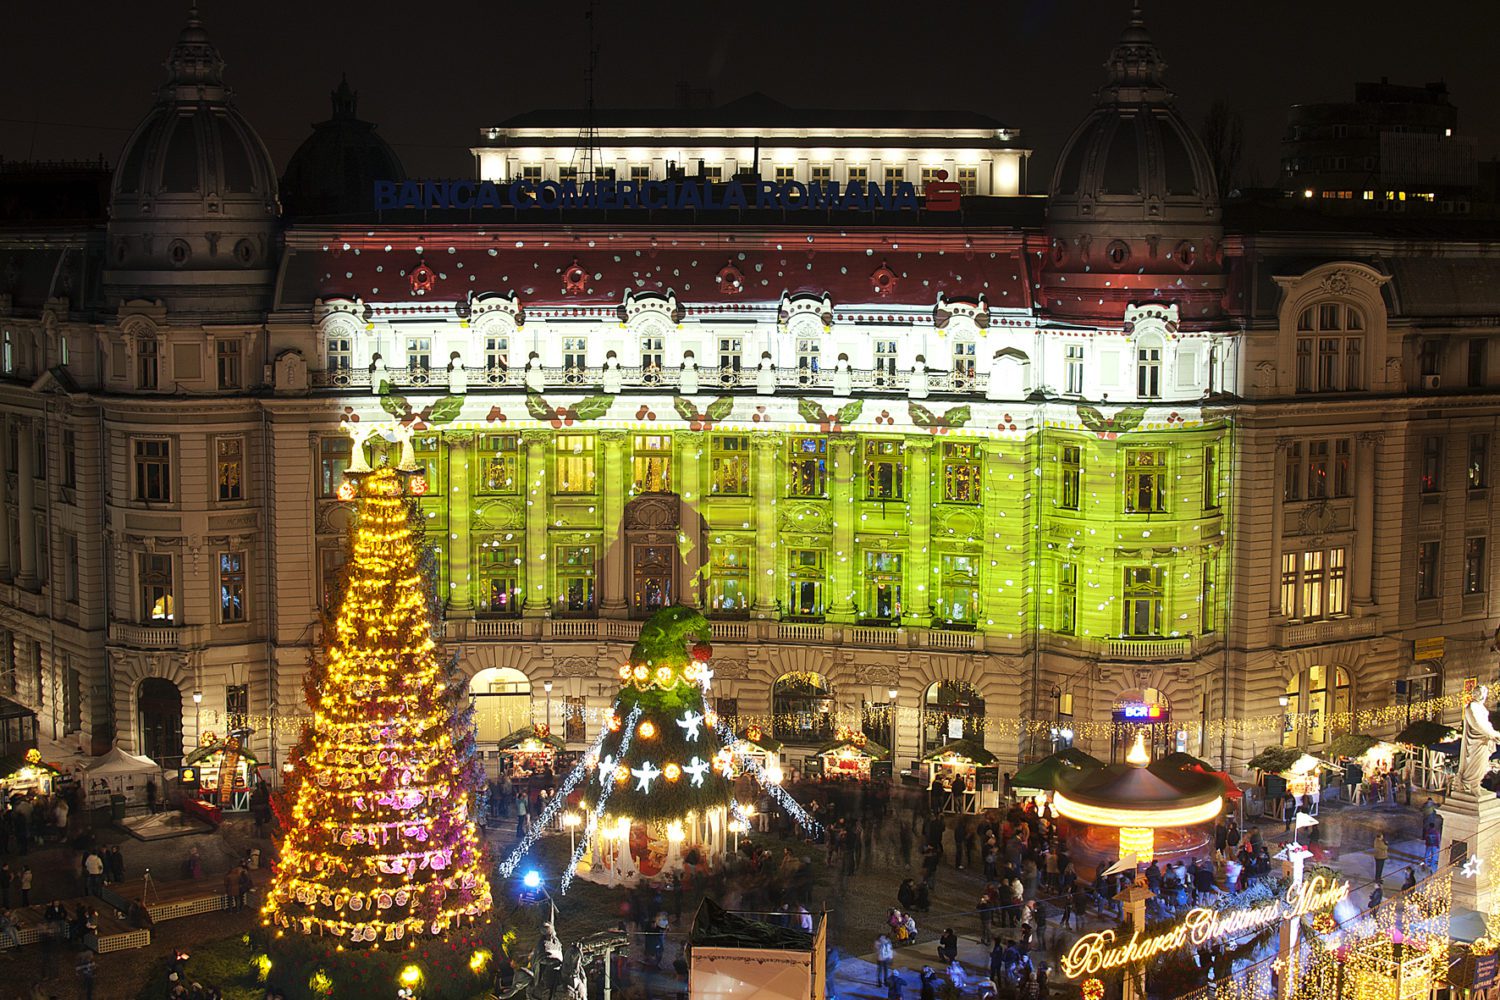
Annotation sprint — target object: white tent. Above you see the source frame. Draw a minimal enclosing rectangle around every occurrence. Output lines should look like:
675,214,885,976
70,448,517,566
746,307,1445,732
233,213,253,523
79,747,160,808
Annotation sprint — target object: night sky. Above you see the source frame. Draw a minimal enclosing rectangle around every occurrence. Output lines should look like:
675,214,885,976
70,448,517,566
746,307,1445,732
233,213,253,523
3,1,1497,191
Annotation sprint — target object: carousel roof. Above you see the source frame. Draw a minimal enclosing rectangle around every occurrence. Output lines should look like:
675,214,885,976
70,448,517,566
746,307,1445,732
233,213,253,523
496,727,565,752
920,739,997,765
1060,760,1223,810
1013,748,1105,791
815,736,890,760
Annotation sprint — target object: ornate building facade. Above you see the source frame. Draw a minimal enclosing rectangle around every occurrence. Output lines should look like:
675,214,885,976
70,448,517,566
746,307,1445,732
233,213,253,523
0,9,1496,779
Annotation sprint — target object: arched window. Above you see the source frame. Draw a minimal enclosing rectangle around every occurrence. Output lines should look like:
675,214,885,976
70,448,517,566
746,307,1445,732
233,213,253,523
1280,664,1352,748
469,667,532,746
772,672,835,744
1295,303,1364,393
923,680,986,753
1136,334,1163,399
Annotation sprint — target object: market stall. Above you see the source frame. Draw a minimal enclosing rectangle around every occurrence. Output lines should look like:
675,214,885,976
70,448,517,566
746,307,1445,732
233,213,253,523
0,748,59,799
811,730,889,781
496,724,565,781
1011,747,1105,801
183,734,259,811
920,738,998,813
79,746,160,809
729,726,783,781
1395,720,1459,793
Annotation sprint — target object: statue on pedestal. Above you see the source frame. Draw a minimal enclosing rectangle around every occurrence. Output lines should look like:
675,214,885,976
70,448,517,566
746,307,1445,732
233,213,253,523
1458,685,1500,794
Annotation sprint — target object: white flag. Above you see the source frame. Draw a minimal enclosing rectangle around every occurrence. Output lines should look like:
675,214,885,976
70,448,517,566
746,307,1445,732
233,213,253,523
1295,812,1320,829
1103,854,1139,876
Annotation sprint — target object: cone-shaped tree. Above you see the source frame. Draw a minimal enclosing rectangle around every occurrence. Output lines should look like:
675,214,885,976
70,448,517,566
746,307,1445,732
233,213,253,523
581,605,731,824
264,467,492,945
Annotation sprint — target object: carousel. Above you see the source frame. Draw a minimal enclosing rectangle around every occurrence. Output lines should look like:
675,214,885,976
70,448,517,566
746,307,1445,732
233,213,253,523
812,728,889,781
920,738,998,813
1053,733,1224,877
1010,747,1105,802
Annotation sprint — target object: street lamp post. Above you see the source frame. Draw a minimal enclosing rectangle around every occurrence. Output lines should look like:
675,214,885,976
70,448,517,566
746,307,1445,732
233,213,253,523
887,687,898,756
544,679,553,734
192,690,203,748
562,811,580,857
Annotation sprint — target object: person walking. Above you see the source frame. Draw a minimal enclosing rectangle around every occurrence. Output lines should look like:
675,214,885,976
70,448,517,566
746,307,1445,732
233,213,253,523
886,969,905,1000
875,933,894,986
20,866,32,906
514,791,529,839
1373,833,1389,882
1424,824,1441,871
238,865,253,911
75,949,97,1000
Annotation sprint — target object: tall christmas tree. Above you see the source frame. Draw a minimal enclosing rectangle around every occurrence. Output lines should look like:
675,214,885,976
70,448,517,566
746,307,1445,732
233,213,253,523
264,466,492,952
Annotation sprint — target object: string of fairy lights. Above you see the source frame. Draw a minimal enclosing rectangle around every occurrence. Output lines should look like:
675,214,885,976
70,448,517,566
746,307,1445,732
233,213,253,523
558,704,643,894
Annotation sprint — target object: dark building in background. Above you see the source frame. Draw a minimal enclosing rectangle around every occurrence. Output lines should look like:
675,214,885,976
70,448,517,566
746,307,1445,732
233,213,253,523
281,76,406,220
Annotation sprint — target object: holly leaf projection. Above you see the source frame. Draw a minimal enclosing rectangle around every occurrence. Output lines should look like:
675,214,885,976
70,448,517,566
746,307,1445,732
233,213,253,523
674,396,736,432
525,393,555,422
426,396,465,425
570,395,615,421
704,396,735,422
908,402,972,435
833,400,864,426
1077,404,1148,439
673,397,699,422
943,405,971,429
798,399,830,425
908,402,939,427
377,382,409,419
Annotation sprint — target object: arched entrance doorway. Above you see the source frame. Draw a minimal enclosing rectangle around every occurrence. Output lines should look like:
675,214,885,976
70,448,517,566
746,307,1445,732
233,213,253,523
1111,687,1173,762
1280,665,1352,749
138,678,183,768
922,681,986,754
772,672,835,744
469,667,532,746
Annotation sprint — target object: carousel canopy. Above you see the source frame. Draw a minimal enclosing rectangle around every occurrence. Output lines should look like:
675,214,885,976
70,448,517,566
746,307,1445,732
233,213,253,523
815,736,890,760
495,726,565,752
1055,758,1224,829
184,739,262,767
85,746,159,776
1013,748,1105,791
920,738,997,765
1395,720,1458,749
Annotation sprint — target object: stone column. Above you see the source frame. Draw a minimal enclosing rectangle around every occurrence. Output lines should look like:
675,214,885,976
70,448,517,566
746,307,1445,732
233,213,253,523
600,431,628,615
446,432,474,614
15,421,36,588
0,417,11,579
677,432,703,608
750,433,782,618
1270,437,1289,614
1353,431,1381,607
521,431,549,617
829,435,857,620
905,437,932,626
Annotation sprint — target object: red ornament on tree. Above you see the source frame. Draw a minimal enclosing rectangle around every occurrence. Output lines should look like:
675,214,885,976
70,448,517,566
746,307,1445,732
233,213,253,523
691,641,713,661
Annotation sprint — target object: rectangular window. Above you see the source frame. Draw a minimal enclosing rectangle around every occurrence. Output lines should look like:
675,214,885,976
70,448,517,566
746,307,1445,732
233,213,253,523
479,544,521,615
133,439,171,502
920,167,942,188
1469,340,1487,388
709,435,750,495
1065,344,1085,395
938,552,979,624
61,429,76,488
1122,566,1164,636
956,167,978,195
327,331,352,371
1327,548,1348,616
1300,550,1326,619
1284,442,1303,502
1124,448,1166,512
1306,440,1329,499
787,436,828,498
478,434,519,494
941,442,980,503
702,166,722,183
846,166,869,186
564,695,586,743
0,330,10,374
216,437,244,502
1419,340,1441,378
640,334,664,374
864,550,903,620
63,533,78,604
632,435,672,493
1345,337,1363,390
874,340,898,384
320,547,346,611
484,335,508,372
555,545,596,613
1061,444,1082,510
631,166,651,186
1295,337,1313,393
1203,445,1219,510
1137,344,1162,398
562,336,587,372
787,549,825,619
952,338,977,384
1471,434,1489,490
1467,537,1488,595
708,544,751,614
1417,541,1440,601
864,439,904,500
774,166,795,184
1201,558,1219,633
804,165,828,185
559,166,578,185
717,337,742,372
140,553,174,623
406,337,431,371
319,436,351,498
137,338,158,389
218,551,246,623
884,166,904,184
555,435,596,494
1334,438,1352,497
215,339,242,389
226,684,249,721
1058,561,1077,634
1421,435,1443,493
795,337,820,379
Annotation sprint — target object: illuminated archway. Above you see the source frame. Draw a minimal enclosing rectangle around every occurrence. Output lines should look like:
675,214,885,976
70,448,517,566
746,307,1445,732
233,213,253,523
772,672,835,744
469,667,532,746
1281,665,1352,748
923,680,986,755
1112,687,1172,762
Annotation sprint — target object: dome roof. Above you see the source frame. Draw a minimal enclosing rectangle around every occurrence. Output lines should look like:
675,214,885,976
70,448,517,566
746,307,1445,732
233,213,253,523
107,8,278,285
281,76,406,219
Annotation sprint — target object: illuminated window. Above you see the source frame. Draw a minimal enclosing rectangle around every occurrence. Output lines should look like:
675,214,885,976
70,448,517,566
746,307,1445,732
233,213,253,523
1281,546,1347,620
133,439,172,502
1295,303,1364,392
555,435,595,494
708,544,750,614
326,330,352,371
864,439,904,500
632,435,672,493
1467,537,1488,595
226,684,249,722
1203,445,1219,510
884,166,904,185
787,436,828,498
1335,438,1352,496
1306,440,1329,499
774,166,795,184
555,545,596,613
1201,557,1218,634
218,551,246,623
1121,566,1164,636
923,680,986,753
1124,448,1166,513
1421,435,1443,493
1057,561,1077,634
772,672,834,744
1470,434,1489,490
319,436,351,498
710,435,750,495
1417,541,1440,601
920,167,943,189
630,166,650,186
787,549,825,619
478,544,521,615
137,337,158,390
319,547,346,611
412,434,440,482
810,165,831,185
863,550,903,620
1282,665,1351,748
631,544,673,614
484,335,508,372
938,553,978,624
1060,444,1081,510
1064,344,1085,395
952,336,976,386
846,166,869,187
477,434,519,494
956,167,977,195
216,437,243,502
216,339,242,389
796,337,820,382
564,695,586,743
1136,338,1162,398
521,166,542,184
874,340,898,387
140,553,174,623
941,442,980,503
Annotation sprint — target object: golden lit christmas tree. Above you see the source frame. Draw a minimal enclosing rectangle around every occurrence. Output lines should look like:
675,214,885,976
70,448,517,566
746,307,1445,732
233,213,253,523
264,466,492,960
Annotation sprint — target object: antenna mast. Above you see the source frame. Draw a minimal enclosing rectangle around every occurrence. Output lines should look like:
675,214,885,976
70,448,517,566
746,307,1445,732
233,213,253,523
576,0,603,184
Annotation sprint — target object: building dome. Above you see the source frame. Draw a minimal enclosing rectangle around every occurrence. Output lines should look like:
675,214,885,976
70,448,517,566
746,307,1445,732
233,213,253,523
106,7,279,288
1041,4,1225,326
281,76,406,219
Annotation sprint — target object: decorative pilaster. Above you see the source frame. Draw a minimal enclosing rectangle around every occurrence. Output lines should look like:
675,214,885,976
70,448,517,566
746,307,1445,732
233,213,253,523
0,417,10,579
980,440,1005,628
600,431,628,615
15,421,36,589
750,433,782,617
677,432,703,608
521,431,549,616
1270,437,1290,614
446,432,474,614
905,437,932,626
829,435,857,620
1354,431,1381,607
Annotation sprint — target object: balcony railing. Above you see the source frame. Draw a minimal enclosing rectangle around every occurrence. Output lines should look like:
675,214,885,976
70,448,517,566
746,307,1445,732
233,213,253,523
109,624,182,649
1276,615,1379,648
436,616,984,651
1103,637,1193,661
